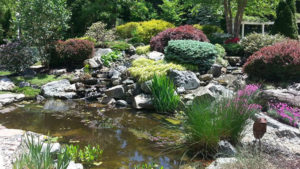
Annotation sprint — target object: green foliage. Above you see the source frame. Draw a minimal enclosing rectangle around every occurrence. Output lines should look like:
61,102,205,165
128,58,185,82
11,74,62,86
240,33,286,56
129,0,158,21
151,75,181,113
14,134,71,169
134,162,164,169
136,45,151,55
0,1,14,43
101,51,122,67
116,20,174,44
208,33,233,44
215,44,228,67
84,64,90,74
84,21,116,44
193,24,203,30
13,87,41,98
223,43,244,56
201,25,224,37
164,40,217,71
158,0,185,25
244,0,280,20
0,70,12,76
271,0,298,39
104,41,130,51
66,144,103,166
16,0,71,63
77,36,97,44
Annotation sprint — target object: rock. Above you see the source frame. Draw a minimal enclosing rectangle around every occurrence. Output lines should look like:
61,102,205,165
22,68,36,78
107,98,116,107
207,83,234,98
41,80,77,99
36,95,45,102
112,79,121,86
226,56,241,66
43,99,71,112
127,45,136,55
94,48,113,58
0,93,25,107
241,113,300,157
19,81,31,88
84,57,102,68
122,79,134,85
206,158,237,169
115,66,127,74
67,161,83,169
0,106,17,114
0,78,15,91
147,51,165,61
41,143,60,153
199,74,213,82
116,100,128,107
50,69,67,75
261,85,300,107
232,68,243,75
129,54,147,61
133,94,153,109
168,69,200,90
105,85,125,99
210,64,222,77
141,80,152,94
98,96,115,104
217,140,237,157
176,87,186,94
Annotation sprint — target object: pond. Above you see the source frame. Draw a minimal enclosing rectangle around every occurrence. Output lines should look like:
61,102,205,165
0,100,187,169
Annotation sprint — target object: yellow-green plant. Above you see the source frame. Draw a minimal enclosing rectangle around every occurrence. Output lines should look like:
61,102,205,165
193,24,203,30
128,58,185,82
136,45,151,55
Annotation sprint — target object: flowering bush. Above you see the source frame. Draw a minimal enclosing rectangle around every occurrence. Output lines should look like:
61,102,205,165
84,21,116,43
49,39,94,68
268,102,300,127
164,40,217,71
243,40,300,82
150,25,209,53
225,37,240,44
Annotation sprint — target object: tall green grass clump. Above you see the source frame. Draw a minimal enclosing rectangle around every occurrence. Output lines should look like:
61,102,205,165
14,134,71,169
151,75,180,113
184,85,261,157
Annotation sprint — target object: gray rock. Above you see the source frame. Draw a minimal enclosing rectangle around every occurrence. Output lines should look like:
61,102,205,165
226,56,241,66
41,80,77,99
115,66,127,74
19,81,31,88
112,79,121,86
133,94,153,109
217,140,237,157
84,57,102,68
67,161,83,169
210,64,222,77
0,93,25,107
129,54,147,61
116,100,128,107
105,85,125,99
109,69,121,80
22,68,36,78
147,51,165,61
199,74,213,82
98,96,115,104
122,79,134,85
0,78,15,91
176,86,186,94
41,143,60,153
206,158,237,169
94,48,113,58
168,69,200,90
36,95,45,102
50,69,67,75
141,80,152,94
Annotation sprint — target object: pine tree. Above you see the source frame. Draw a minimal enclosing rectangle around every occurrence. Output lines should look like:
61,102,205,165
272,0,299,39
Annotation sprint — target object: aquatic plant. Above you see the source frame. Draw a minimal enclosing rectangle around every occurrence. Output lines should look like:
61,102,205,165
66,144,103,166
184,85,261,157
268,102,300,127
151,74,181,113
128,58,185,82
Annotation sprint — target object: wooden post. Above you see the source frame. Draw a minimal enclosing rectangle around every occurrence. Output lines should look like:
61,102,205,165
262,24,265,35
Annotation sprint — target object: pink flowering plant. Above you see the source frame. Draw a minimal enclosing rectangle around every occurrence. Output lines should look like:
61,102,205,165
268,102,300,127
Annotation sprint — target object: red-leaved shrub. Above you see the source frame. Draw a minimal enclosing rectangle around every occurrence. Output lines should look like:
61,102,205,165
49,39,94,68
243,40,300,82
150,25,209,53
224,37,240,44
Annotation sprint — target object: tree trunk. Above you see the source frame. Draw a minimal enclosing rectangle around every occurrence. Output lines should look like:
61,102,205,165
233,0,248,37
224,0,233,34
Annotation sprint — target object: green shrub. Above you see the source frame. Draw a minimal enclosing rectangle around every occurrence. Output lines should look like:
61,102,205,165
164,40,217,71
240,33,286,56
104,41,130,51
151,75,181,113
223,43,244,56
77,36,97,44
215,44,228,67
136,45,151,55
13,87,41,98
84,21,116,43
201,25,224,37
193,24,203,30
209,33,233,44
116,20,174,44
184,85,260,156
128,58,185,82
101,51,122,67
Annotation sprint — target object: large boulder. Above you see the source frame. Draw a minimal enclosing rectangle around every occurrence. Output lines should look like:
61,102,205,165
168,69,200,90
147,51,165,61
94,48,113,58
0,78,15,91
0,93,25,107
67,161,83,169
132,94,154,109
261,83,300,107
104,85,125,99
206,158,237,169
41,80,77,99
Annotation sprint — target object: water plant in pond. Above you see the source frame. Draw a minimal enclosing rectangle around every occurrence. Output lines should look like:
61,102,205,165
14,134,71,169
268,102,300,127
151,74,180,113
66,144,103,166
134,162,164,169
184,85,261,157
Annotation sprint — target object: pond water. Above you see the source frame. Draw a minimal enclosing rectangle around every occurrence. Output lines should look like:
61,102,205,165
0,100,187,169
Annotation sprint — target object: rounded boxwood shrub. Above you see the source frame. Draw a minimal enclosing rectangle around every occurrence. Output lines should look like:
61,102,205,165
116,20,174,44
49,39,94,68
243,40,300,82
150,25,209,53
165,40,217,71
223,43,244,56
240,33,286,56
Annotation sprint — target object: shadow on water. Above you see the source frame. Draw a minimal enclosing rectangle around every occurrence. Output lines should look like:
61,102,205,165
0,99,187,169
